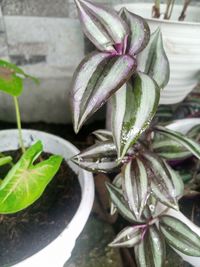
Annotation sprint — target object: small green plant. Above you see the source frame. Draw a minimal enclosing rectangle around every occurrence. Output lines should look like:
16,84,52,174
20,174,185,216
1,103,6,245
0,60,62,214
70,1,200,266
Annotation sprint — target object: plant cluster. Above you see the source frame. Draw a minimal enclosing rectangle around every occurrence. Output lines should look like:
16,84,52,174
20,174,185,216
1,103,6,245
0,60,62,214
70,0,200,266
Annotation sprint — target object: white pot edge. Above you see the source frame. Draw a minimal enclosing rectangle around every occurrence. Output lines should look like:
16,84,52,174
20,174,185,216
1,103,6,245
164,118,200,267
0,129,94,267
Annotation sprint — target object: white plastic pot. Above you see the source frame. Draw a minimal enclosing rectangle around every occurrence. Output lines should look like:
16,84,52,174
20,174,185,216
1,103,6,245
115,3,200,105
0,129,94,267
163,118,200,267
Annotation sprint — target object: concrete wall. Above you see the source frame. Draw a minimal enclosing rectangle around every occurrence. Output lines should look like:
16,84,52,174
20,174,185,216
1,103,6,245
0,0,199,123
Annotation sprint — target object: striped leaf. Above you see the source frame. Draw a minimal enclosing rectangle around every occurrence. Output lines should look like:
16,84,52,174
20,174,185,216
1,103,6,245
109,225,146,248
92,129,113,142
75,0,129,53
119,8,150,56
112,72,160,160
122,158,149,220
143,153,178,210
160,215,200,256
0,156,12,167
106,182,141,223
155,126,200,160
187,124,200,141
71,141,119,173
164,162,184,199
135,225,165,267
110,173,123,215
137,28,170,89
152,138,191,160
71,52,137,133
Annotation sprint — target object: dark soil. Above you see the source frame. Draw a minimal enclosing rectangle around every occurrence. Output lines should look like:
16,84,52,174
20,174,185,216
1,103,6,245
0,150,81,267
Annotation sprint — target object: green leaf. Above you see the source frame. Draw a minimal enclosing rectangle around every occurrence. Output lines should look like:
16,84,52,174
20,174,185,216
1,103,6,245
143,153,178,210
110,173,123,215
0,141,63,214
122,158,149,220
0,156,12,167
70,52,137,133
71,141,119,173
75,0,129,53
119,8,150,56
155,126,200,160
187,124,200,141
106,182,141,223
109,225,146,248
112,72,160,160
160,215,200,257
137,28,170,89
135,225,165,267
0,59,39,97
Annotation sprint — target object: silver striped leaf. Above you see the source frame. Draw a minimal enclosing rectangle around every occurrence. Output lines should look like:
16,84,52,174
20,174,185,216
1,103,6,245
75,0,129,53
119,8,150,56
122,158,149,220
187,124,200,141
134,225,165,267
137,28,170,89
160,215,200,257
155,126,200,160
109,225,146,248
71,141,119,173
71,51,137,133
110,173,123,216
112,72,160,160
152,138,192,160
143,153,178,210
106,182,142,223
92,129,113,142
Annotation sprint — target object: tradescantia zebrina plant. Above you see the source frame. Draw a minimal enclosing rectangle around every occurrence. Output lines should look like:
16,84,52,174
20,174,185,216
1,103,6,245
70,0,169,161
70,0,200,266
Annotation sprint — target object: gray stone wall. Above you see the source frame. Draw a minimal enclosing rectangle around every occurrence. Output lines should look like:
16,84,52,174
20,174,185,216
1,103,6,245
0,0,199,123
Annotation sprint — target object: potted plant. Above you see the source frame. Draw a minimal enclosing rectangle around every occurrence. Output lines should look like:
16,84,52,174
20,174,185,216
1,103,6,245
114,0,200,105
0,60,94,267
70,1,200,266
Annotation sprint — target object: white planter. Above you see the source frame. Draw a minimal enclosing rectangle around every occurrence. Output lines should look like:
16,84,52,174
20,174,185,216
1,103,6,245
162,118,200,267
115,3,200,105
0,129,94,267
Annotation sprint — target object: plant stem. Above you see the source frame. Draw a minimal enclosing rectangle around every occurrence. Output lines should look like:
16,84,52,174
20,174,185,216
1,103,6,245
178,0,192,21
164,0,175,20
152,0,160,18
13,96,25,154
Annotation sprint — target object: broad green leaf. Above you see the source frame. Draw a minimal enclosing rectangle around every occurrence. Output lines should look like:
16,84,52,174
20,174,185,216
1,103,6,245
160,215,200,256
163,162,184,198
155,126,200,160
119,8,150,56
106,182,141,223
0,59,39,97
143,153,178,210
0,156,12,167
122,158,149,220
0,141,62,214
110,173,123,215
92,129,113,142
152,138,191,160
75,0,129,53
135,225,165,267
109,225,146,248
137,28,170,89
70,51,137,133
112,72,160,160
71,141,119,173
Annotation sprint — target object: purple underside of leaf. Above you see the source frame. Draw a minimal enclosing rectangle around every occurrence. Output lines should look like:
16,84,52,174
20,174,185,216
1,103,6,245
75,0,129,53
119,7,150,56
111,72,160,160
70,51,137,133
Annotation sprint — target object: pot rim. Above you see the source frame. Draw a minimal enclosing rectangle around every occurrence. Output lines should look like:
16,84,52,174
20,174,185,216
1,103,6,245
0,129,94,267
114,3,200,26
